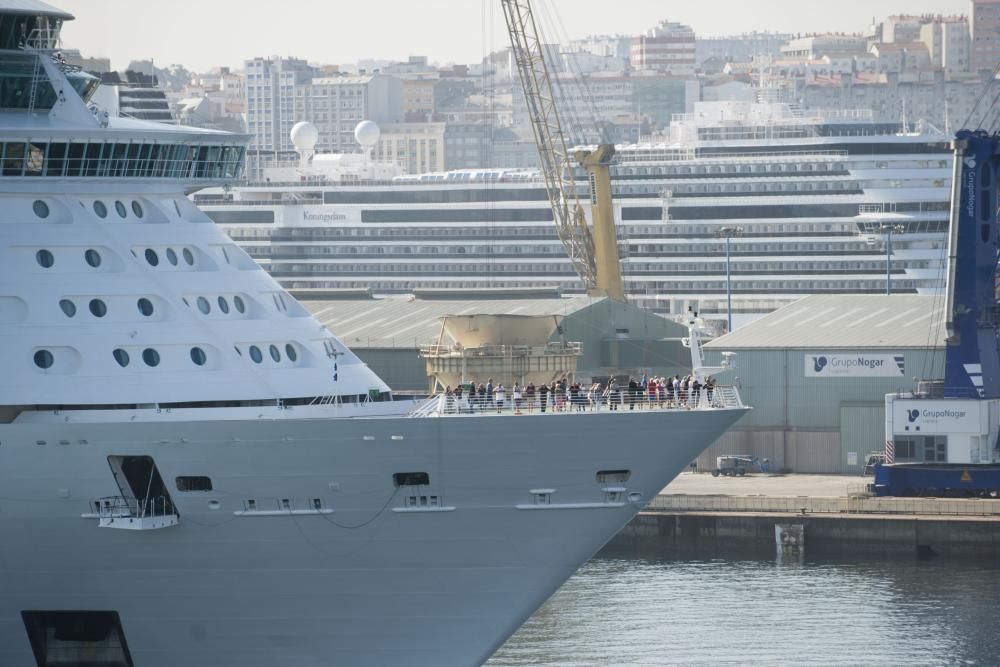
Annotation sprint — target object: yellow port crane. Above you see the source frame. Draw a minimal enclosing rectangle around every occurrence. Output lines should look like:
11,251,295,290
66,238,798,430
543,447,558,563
500,0,625,300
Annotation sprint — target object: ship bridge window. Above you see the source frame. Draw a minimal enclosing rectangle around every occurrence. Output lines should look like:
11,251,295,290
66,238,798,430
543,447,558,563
136,298,153,317
190,347,206,366
35,249,54,268
176,476,212,492
142,348,159,367
33,349,53,369
393,472,430,486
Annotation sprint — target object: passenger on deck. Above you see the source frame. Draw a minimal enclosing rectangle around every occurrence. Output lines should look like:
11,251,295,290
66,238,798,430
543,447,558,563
495,383,506,413
538,382,549,412
513,382,523,414
525,382,536,412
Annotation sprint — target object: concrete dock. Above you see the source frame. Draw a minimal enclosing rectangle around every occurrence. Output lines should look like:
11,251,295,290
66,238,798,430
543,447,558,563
601,472,1000,559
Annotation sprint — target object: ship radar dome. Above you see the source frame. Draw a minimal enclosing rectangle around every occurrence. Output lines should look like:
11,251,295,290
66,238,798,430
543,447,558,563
354,120,380,151
290,121,319,151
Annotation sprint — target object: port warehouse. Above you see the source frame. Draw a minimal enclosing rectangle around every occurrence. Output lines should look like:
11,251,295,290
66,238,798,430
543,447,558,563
296,289,692,392
700,294,945,474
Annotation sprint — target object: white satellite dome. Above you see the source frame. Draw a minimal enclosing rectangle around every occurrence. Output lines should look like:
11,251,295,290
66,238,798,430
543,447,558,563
290,121,319,151
354,120,381,150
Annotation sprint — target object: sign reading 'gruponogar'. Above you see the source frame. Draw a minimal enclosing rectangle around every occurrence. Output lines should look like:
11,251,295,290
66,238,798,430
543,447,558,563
804,354,905,377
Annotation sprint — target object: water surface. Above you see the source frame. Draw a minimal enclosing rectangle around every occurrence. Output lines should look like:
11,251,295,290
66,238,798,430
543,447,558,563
488,555,1000,666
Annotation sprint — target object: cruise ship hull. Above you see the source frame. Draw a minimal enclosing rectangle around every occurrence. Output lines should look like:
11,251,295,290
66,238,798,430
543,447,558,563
0,407,745,666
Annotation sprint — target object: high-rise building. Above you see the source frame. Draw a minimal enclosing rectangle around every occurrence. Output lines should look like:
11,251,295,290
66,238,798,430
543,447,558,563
919,16,971,75
629,21,696,74
971,0,1000,71
245,57,403,164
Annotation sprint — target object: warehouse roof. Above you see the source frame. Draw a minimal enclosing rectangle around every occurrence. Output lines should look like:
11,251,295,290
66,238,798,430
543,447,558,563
306,296,600,348
704,294,947,349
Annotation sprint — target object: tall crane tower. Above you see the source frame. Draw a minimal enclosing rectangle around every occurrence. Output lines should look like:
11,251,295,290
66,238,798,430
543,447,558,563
500,0,625,300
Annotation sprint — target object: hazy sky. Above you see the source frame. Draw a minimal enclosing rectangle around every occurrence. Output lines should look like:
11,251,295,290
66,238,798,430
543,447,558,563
55,0,970,73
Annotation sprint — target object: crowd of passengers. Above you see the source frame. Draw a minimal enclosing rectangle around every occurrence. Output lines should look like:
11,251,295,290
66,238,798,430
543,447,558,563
440,373,719,414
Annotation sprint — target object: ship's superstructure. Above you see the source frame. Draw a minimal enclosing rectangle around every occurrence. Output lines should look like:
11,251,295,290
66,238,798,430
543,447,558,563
200,101,950,326
0,3,746,666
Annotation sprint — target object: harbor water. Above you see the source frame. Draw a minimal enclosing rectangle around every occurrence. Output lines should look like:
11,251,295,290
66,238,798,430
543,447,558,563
487,555,1000,667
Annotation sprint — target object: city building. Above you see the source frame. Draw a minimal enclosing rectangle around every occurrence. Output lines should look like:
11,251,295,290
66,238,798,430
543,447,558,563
630,21,696,75
245,57,403,170
971,0,1000,71
695,32,793,67
781,34,868,59
374,121,446,174
919,16,971,75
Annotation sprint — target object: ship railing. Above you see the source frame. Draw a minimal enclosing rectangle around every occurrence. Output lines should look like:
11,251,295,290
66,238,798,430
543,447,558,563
407,384,744,418
419,342,584,358
96,495,174,521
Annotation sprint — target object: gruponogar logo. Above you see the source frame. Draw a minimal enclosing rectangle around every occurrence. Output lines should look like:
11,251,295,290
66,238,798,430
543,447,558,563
812,356,828,373
908,409,920,423
965,156,977,218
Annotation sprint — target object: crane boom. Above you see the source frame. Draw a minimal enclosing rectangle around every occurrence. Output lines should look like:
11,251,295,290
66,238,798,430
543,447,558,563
502,0,625,298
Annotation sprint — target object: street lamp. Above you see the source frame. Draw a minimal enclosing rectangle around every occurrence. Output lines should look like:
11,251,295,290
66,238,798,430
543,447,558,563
880,223,905,295
717,226,743,332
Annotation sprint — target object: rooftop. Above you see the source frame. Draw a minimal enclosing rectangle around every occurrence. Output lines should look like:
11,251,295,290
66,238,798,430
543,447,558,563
0,0,72,19
703,294,946,350
305,296,601,348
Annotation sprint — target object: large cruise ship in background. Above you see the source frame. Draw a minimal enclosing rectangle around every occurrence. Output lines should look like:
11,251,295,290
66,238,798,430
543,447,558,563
0,2,748,666
199,101,951,327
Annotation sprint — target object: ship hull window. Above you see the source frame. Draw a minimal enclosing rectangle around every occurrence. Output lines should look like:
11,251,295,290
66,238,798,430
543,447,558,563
21,610,134,667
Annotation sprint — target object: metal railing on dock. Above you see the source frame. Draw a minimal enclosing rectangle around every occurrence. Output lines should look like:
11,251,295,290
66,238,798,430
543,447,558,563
407,385,744,417
647,492,1000,517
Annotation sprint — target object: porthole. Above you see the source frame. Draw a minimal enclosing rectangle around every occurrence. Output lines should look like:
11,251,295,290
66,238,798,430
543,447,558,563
144,248,159,266
269,344,281,362
33,349,54,369
190,346,207,366
233,295,246,313
285,344,298,362
88,298,107,317
165,248,178,265
217,296,230,314
33,200,49,218
249,345,263,363
114,200,127,218
58,299,76,317
35,249,54,268
137,297,154,317
142,348,160,367
196,296,210,314
93,200,108,218
131,201,144,218
182,248,195,265
84,248,101,268
113,348,130,367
